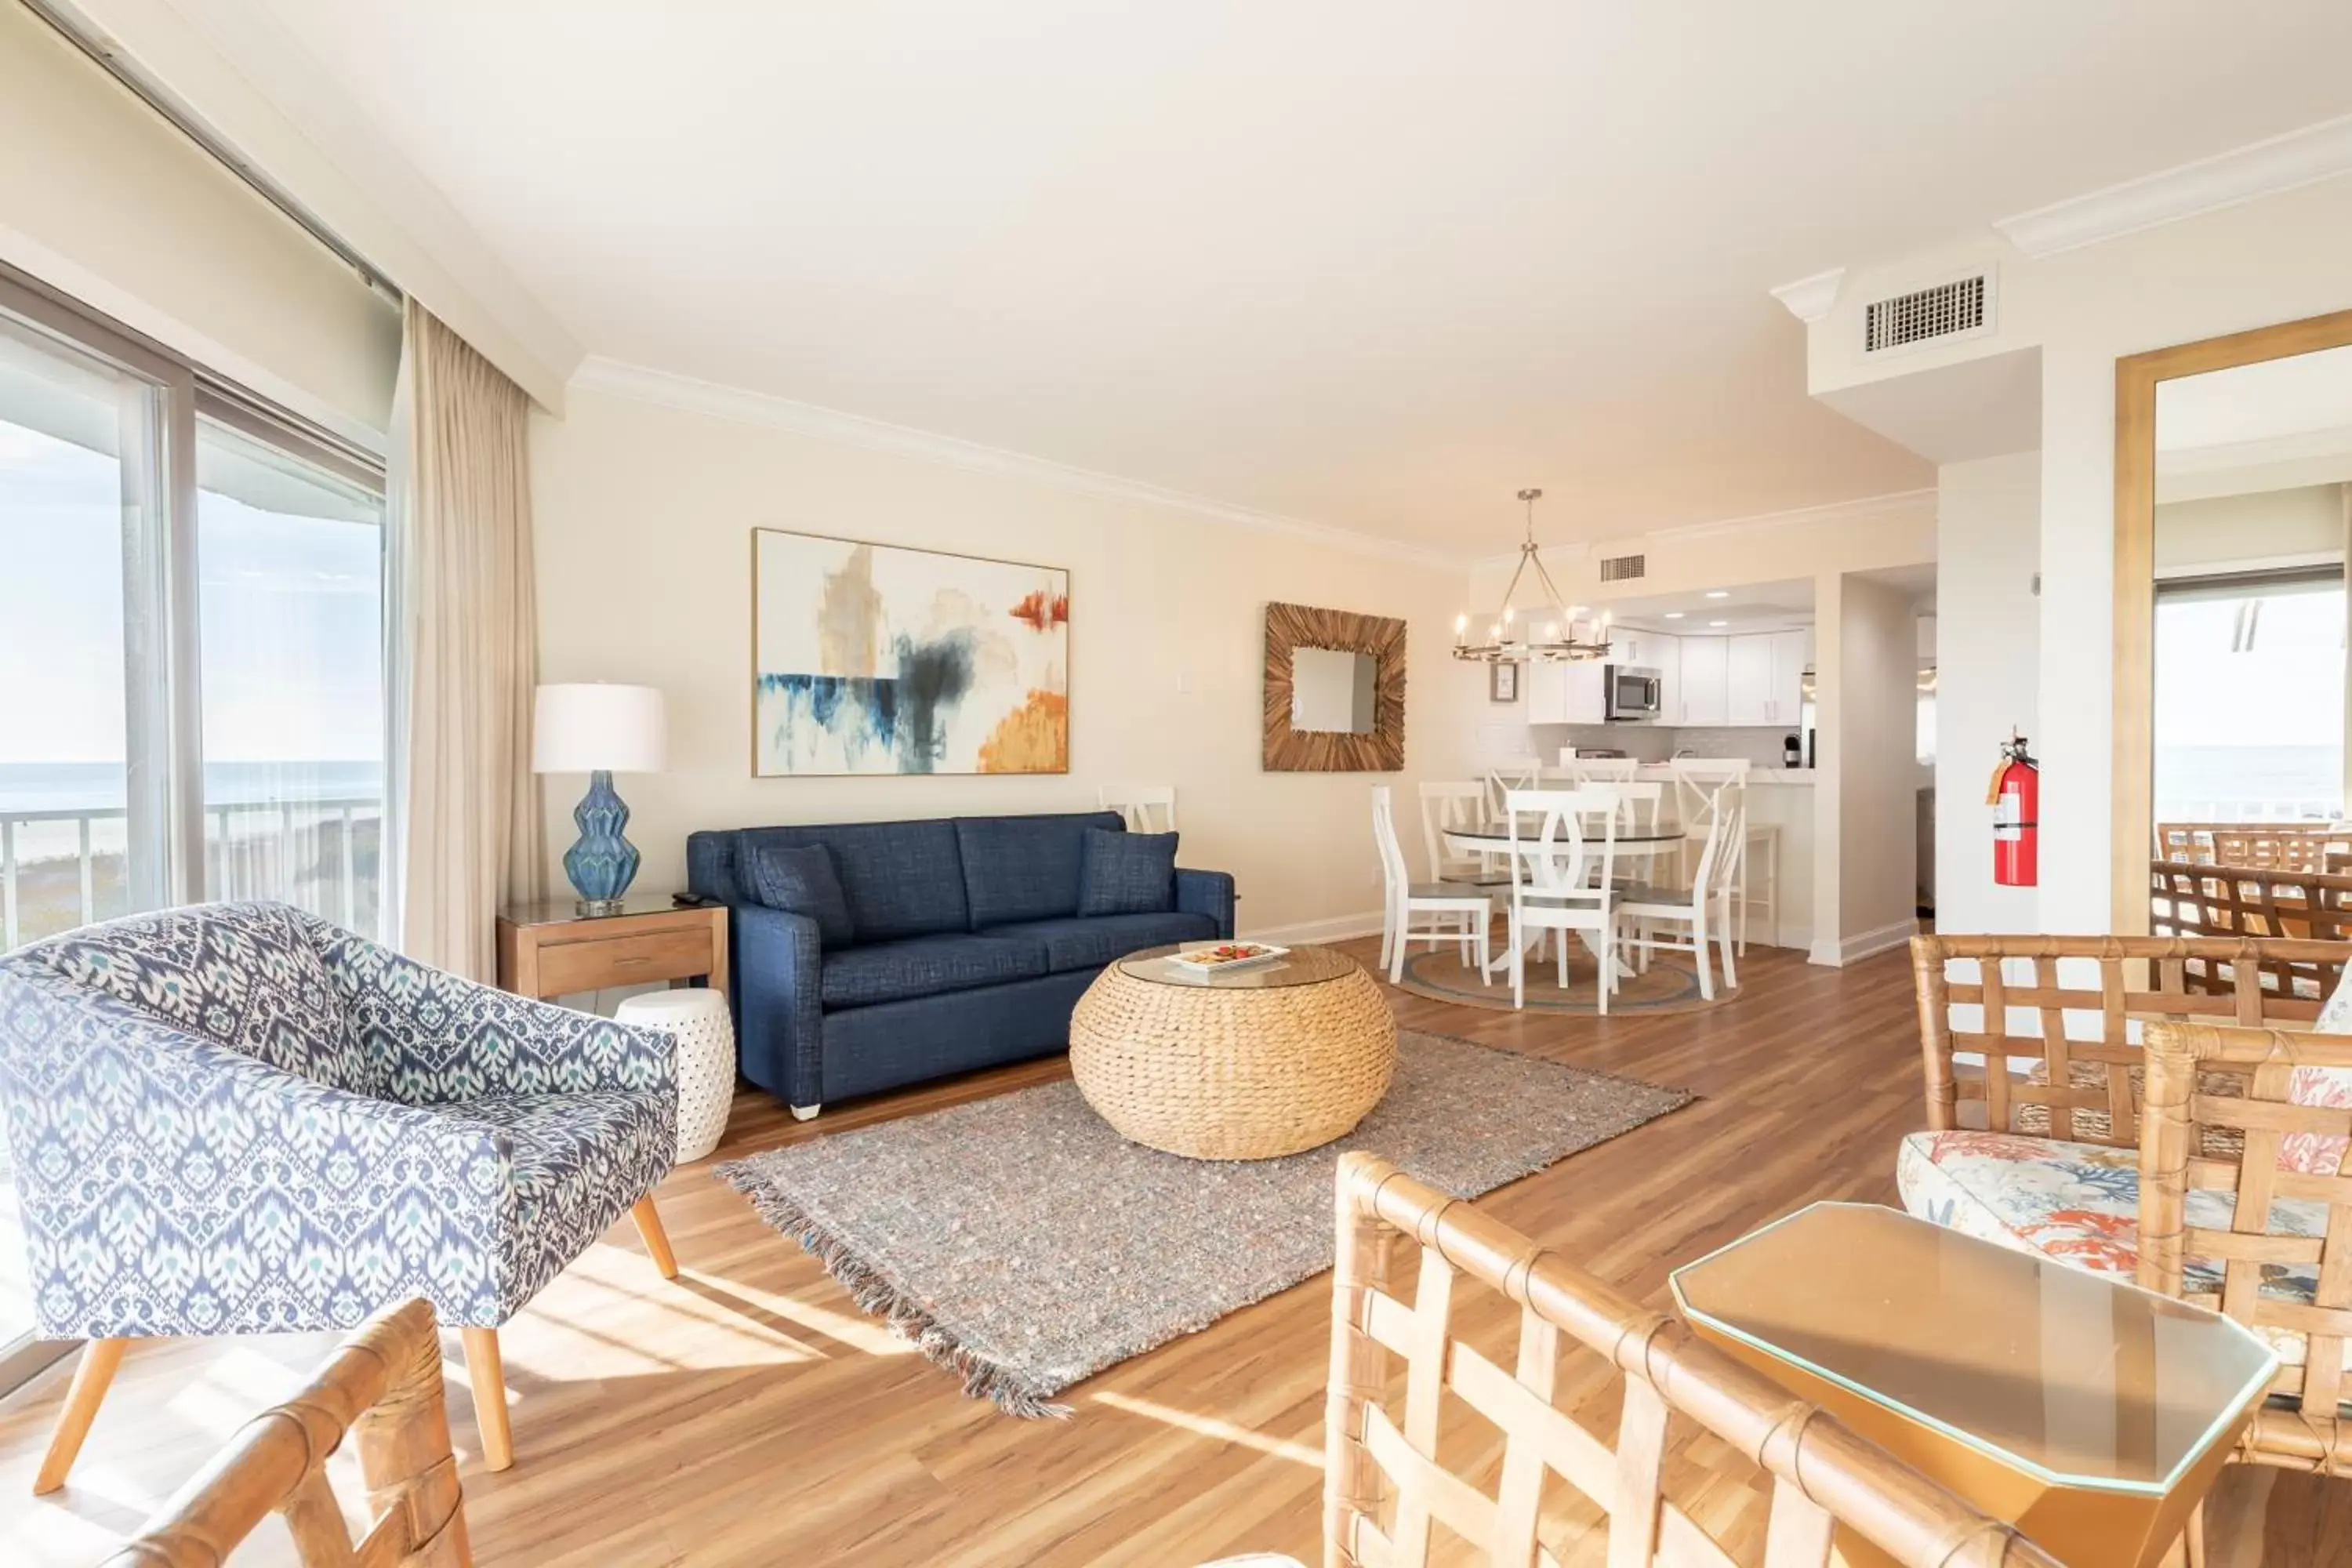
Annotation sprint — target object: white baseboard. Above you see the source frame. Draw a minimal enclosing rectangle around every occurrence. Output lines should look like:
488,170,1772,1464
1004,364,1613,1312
1239,909,1388,946
1808,917,1919,968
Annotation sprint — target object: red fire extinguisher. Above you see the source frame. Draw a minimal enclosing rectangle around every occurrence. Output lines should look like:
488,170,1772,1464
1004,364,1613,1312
1987,731,2038,887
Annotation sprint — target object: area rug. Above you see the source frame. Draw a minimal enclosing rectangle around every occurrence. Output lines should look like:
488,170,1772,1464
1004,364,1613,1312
715,1029,1688,1416
1395,949,1737,1015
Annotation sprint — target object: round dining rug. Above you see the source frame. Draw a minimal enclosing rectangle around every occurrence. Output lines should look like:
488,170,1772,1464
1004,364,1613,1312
714,1029,1689,1417
1394,947,1737,1014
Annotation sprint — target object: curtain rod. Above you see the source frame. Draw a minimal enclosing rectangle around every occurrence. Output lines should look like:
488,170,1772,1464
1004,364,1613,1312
22,0,404,307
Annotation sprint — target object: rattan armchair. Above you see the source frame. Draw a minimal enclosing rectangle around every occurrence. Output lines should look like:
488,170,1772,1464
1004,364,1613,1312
2140,1022,2352,1477
1910,933,2347,1149
1305,1152,2056,1568
100,1298,471,1566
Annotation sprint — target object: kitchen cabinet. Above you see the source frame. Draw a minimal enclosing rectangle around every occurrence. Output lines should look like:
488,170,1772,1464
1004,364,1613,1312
1725,635,1773,724
1526,659,1604,724
1676,636,1727,725
1725,631,1806,726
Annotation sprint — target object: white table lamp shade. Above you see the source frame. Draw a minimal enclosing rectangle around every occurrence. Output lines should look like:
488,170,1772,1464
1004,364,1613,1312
533,684,667,774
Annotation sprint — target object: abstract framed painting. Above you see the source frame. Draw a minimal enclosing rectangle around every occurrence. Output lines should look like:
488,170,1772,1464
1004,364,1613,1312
751,528,1069,775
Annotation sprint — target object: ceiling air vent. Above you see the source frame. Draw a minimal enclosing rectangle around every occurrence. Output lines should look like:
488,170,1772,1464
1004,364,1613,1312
1599,554,1646,583
1863,270,1994,355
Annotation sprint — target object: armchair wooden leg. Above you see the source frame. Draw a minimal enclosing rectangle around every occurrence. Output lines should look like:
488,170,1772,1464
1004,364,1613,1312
459,1327,514,1473
631,1196,679,1280
33,1336,128,1494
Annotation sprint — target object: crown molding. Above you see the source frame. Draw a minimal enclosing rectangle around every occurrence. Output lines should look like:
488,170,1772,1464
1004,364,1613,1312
1994,113,2352,260
2158,422,2352,477
1768,267,1846,324
570,358,1464,568
1466,488,1936,572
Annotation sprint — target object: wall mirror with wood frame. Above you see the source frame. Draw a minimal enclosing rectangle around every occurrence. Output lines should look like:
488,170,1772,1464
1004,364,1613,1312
1261,601,1405,771
2115,310,2352,934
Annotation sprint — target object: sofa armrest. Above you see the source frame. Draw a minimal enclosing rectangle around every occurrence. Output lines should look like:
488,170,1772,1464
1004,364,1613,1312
0,968,509,1338
1175,869,1236,938
318,932,677,1104
735,903,826,1105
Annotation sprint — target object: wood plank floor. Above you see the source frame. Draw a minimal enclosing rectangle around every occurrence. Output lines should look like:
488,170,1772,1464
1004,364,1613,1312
3,938,2344,1564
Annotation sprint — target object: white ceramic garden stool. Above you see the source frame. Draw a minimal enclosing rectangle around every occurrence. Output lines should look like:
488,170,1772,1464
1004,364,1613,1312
616,987,737,1164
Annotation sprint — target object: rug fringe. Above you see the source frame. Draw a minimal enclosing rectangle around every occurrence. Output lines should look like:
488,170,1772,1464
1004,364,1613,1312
713,1157,1073,1419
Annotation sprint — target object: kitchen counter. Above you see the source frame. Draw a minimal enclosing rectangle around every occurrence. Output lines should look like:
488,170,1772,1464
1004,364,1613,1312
1624,764,1815,785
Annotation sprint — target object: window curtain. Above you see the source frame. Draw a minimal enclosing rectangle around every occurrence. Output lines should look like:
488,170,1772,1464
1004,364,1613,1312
387,300,542,978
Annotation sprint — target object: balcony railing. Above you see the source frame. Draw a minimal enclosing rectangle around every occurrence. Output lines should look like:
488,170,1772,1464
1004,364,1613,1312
0,797,383,950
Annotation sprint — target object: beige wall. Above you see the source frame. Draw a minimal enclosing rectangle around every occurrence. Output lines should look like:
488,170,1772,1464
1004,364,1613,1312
2154,484,2346,575
1933,452,2041,935
531,387,1485,937
0,0,400,440
1821,573,1919,959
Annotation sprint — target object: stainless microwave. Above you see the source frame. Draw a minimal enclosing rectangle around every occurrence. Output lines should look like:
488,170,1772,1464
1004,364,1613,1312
1604,665,1663,721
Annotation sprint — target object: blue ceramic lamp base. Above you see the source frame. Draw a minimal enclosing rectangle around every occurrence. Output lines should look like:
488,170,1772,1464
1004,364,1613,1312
563,769,642,916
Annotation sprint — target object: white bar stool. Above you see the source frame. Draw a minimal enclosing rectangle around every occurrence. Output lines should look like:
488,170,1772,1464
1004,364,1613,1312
1739,823,1780,953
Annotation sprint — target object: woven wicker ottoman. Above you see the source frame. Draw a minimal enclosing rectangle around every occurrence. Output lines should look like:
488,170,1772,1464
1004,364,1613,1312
1069,944,1396,1160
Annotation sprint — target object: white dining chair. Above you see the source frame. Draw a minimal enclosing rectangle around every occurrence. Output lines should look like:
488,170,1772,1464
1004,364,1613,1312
1618,795,1744,1000
1419,781,1511,888
1098,784,1177,833
1373,787,1493,985
1483,757,1543,820
1503,787,1621,1013
1563,756,1639,785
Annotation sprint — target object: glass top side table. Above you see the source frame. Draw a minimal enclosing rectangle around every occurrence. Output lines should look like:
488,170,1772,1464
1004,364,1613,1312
1670,1202,2277,1568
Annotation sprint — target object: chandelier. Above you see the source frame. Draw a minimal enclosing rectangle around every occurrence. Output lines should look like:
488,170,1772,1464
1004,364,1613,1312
1451,488,1611,664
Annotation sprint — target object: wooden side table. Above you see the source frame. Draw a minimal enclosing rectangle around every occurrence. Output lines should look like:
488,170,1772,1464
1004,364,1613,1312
495,895,728,1000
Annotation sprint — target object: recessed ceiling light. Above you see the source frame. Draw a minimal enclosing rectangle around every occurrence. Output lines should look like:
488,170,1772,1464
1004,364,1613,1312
1663,612,1685,620
1708,619,1728,627
1704,590,1730,600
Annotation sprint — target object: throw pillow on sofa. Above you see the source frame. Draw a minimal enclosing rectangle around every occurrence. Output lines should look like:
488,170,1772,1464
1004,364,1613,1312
1076,828,1178,916
2281,961,2352,1174
748,843,855,948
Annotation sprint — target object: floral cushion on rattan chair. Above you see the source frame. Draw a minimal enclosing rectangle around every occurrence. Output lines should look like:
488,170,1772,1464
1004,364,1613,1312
1896,1130,2343,1377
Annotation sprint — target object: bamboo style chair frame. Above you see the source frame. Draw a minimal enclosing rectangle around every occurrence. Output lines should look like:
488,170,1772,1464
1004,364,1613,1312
102,1298,472,1567
2140,1023,2352,1476
2150,862,2352,989
1324,1154,2057,1567
2155,822,2345,876
1911,934,2347,1150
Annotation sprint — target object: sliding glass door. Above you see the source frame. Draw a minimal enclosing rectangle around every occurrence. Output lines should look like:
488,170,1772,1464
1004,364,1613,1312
197,416,387,932
0,268,387,1385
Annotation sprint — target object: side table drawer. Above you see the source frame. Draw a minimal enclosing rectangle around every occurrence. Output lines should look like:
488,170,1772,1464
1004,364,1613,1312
535,928,717,995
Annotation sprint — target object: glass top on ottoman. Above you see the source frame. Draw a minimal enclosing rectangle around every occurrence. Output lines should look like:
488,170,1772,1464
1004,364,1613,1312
1668,1202,2278,1494
1116,942,1357,989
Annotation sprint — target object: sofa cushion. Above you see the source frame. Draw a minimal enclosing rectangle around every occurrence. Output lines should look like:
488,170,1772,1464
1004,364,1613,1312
746,843,854,949
818,933,1050,1010
739,819,968,941
1076,828,1178,916
956,811,1126,927
978,911,1218,973
1896,1128,2338,1375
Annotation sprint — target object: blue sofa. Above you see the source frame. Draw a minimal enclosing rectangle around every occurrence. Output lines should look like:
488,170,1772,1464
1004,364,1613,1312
687,811,1236,1113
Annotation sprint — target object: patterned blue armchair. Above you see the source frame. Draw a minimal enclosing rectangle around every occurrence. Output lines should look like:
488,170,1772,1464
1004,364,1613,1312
0,901,680,1489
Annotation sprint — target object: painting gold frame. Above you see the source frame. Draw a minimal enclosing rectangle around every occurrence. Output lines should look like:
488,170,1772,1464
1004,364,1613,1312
2111,307,2352,929
1261,601,1406,772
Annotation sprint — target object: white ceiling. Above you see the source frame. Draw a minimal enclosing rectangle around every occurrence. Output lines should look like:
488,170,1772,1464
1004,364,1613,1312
227,1,2352,551
2158,343,2352,450
1606,578,1816,637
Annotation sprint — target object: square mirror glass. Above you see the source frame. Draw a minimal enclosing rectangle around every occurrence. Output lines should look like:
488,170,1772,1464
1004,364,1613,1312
1290,645,1377,733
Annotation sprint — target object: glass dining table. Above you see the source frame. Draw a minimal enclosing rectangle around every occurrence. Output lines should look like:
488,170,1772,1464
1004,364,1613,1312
1440,820,1690,980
